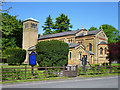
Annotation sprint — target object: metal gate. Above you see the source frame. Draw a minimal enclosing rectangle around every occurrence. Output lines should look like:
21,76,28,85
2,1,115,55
63,65,78,77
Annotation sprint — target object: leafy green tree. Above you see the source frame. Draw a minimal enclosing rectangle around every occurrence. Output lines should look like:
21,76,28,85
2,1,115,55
54,13,72,33
36,40,69,67
2,13,23,61
88,27,98,31
42,15,54,35
99,24,119,43
0,0,12,63
2,13,23,50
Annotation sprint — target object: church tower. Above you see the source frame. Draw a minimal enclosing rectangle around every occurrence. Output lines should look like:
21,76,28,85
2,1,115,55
23,18,39,63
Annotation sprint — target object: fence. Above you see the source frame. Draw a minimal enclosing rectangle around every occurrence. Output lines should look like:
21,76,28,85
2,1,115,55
0,66,64,81
78,64,119,75
0,64,119,81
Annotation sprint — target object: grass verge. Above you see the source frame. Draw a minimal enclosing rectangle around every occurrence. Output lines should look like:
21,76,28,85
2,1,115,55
1,76,72,84
1,72,119,84
78,72,119,78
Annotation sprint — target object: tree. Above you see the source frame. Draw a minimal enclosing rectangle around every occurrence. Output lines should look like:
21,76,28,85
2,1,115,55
2,13,23,61
2,13,23,50
36,40,69,67
54,13,72,33
42,15,54,35
99,24,119,43
107,40,120,64
88,27,98,31
0,0,12,63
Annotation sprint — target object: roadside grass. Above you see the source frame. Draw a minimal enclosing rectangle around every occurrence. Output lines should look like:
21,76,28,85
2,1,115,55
78,72,119,78
1,76,71,84
1,72,119,84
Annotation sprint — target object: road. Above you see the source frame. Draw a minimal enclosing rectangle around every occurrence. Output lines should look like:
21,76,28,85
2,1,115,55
2,76,118,88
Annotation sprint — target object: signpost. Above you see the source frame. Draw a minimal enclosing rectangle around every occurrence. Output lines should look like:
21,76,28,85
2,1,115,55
29,51,36,76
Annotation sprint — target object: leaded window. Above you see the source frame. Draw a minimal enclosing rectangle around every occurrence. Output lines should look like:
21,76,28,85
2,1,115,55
100,47,103,54
89,43,92,51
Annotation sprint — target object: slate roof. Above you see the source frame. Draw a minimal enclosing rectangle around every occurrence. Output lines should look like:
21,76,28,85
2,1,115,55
88,30,101,35
98,41,107,45
28,46,36,51
75,29,101,37
38,30,81,40
85,50,94,55
69,43,80,48
38,29,101,40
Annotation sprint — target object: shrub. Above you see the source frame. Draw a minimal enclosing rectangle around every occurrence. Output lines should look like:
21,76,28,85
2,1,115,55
36,40,69,67
5,48,26,65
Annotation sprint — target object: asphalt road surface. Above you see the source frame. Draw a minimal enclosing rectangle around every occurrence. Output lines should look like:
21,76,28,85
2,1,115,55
2,76,119,88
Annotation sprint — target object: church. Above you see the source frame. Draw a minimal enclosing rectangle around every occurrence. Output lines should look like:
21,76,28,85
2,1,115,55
22,18,108,66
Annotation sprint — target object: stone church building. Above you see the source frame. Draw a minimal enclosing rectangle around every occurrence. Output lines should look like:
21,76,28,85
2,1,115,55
23,18,108,66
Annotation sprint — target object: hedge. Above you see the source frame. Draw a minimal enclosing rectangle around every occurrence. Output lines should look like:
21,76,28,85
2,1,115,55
36,40,69,67
5,48,26,65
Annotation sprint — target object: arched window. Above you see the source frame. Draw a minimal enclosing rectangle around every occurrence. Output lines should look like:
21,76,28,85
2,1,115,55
89,43,92,51
70,52,71,60
100,47,103,54
105,47,107,54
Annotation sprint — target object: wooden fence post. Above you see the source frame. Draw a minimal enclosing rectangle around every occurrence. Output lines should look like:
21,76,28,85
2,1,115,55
69,66,71,76
97,65,99,74
1,66,3,82
25,65,27,80
110,64,112,73
84,65,86,75
45,65,47,78
63,65,65,76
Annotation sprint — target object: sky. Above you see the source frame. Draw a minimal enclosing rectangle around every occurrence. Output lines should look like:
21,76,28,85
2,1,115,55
3,2,118,34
